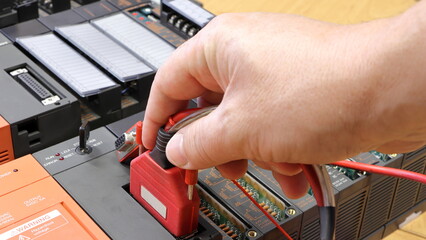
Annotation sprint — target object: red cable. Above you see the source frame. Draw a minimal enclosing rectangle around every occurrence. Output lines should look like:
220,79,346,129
232,180,294,240
164,108,201,131
300,164,324,207
136,122,143,145
165,109,202,200
136,122,144,155
332,160,426,184
185,169,198,185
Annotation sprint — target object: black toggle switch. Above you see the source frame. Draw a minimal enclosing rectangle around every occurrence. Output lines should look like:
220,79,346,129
75,121,92,155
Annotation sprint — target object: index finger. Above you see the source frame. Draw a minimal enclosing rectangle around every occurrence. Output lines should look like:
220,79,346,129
142,35,222,149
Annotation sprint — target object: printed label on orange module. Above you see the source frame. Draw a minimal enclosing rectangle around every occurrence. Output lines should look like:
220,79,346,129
0,205,93,240
0,155,49,197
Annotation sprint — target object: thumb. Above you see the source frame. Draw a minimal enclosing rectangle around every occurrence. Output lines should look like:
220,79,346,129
166,109,244,169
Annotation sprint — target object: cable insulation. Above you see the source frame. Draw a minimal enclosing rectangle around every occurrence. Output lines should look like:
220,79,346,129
303,165,336,240
319,206,336,240
300,164,324,206
331,160,426,184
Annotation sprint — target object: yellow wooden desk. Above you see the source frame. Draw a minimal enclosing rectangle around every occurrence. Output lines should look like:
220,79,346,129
197,0,425,239
199,0,416,24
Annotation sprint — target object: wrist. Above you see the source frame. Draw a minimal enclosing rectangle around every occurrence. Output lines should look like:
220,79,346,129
352,4,426,151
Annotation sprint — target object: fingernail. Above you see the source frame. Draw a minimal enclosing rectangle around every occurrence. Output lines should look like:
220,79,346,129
166,133,188,167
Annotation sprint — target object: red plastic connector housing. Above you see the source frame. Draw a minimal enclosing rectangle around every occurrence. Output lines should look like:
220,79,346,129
130,150,200,237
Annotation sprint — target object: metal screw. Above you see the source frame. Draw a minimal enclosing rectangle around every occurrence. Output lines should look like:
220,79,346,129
247,230,258,238
286,208,296,215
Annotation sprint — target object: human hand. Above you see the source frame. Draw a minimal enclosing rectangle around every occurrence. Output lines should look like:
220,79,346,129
143,10,426,198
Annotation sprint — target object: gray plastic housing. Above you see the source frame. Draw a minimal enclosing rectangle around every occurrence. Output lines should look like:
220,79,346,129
0,32,10,45
33,127,175,240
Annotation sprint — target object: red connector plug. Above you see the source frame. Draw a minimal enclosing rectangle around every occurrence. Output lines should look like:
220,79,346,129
130,109,204,237
130,149,200,236
163,108,202,202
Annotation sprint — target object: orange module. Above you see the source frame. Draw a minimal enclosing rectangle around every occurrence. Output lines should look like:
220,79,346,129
0,155,109,240
0,116,13,165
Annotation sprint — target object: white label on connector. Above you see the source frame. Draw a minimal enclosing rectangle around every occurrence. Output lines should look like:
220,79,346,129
141,186,167,219
42,96,60,106
9,68,28,76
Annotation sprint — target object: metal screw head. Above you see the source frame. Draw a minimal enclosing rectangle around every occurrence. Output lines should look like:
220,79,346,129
286,208,296,215
247,230,258,238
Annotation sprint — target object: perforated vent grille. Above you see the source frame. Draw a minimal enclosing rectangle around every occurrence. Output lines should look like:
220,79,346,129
418,184,426,203
405,146,426,160
0,150,11,165
360,177,397,238
416,156,426,203
290,231,298,240
300,219,320,240
390,158,425,219
336,190,367,240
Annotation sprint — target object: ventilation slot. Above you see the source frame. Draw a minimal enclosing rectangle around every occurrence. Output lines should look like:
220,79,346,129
336,191,367,240
416,156,426,203
300,218,320,240
0,150,11,165
417,184,426,203
405,146,426,160
17,119,38,135
390,158,425,219
360,177,397,238
418,184,426,203
289,231,298,240
16,119,41,150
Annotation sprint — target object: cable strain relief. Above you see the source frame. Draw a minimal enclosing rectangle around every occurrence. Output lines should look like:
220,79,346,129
155,127,174,153
149,128,175,169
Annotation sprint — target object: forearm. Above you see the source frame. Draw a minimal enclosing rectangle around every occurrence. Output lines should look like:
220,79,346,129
355,1,426,152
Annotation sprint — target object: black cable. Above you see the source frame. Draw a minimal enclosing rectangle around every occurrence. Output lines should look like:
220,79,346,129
319,206,336,240
149,127,175,169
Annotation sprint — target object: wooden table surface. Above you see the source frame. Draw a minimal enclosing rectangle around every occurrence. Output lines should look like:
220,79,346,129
199,0,416,24
198,0,425,239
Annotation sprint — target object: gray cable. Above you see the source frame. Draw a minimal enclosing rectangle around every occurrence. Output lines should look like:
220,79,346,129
168,106,217,133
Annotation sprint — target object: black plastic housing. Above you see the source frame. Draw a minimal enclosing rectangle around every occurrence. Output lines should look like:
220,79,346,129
73,1,119,20
15,0,38,22
0,41,80,159
39,0,71,14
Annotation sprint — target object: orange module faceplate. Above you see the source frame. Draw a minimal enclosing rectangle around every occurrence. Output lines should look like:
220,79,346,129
0,116,13,165
0,155,109,240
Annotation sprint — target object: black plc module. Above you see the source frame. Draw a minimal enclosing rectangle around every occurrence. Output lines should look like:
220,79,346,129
0,34,80,163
